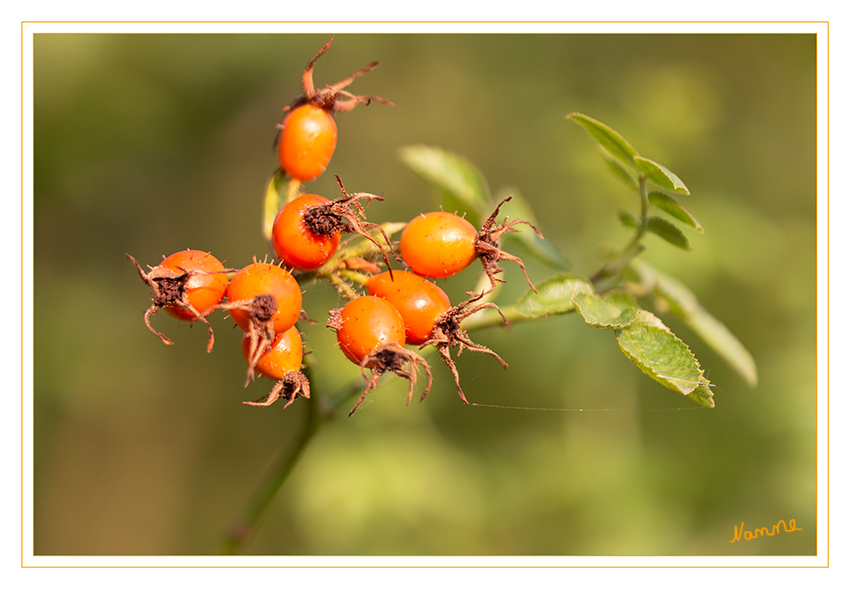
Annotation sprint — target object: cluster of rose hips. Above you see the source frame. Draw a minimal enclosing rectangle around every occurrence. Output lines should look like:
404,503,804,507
128,38,542,416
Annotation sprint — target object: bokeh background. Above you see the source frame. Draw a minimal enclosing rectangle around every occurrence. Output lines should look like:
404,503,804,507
33,33,816,556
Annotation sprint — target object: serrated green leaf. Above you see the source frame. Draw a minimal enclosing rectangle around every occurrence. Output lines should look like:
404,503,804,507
603,289,640,312
601,149,639,190
635,157,690,194
494,187,569,270
629,259,758,387
689,380,716,408
568,113,639,169
647,217,692,250
648,191,704,233
399,145,491,225
573,293,638,329
515,273,594,319
615,310,706,396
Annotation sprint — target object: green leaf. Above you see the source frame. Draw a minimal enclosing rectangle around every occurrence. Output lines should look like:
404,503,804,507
573,292,638,329
617,211,691,251
494,187,569,270
568,113,639,169
635,157,690,194
647,217,692,251
399,145,491,226
689,380,716,408
618,211,638,228
601,149,639,190
620,214,692,250
615,310,707,397
629,259,758,387
262,168,289,242
648,191,704,233
603,289,640,312
515,273,594,319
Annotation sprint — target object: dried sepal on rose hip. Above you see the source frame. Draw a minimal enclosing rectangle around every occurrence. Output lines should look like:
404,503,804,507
288,36,393,116
275,37,393,182
276,175,397,277
126,250,232,353
474,196,543,294
328,296,432,416
340,256,383,275
423,292,510,404
240,327,310,409
271,193,341,271
400,196,543,296
216,258,303,386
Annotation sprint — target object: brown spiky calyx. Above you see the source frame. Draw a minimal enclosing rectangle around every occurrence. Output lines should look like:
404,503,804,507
126,253,232,353
422,293,510,404
474,196,543,296
349,343,433,417
275,37,394,149
301,175,398,275
243,370,311,409
217,294,279,387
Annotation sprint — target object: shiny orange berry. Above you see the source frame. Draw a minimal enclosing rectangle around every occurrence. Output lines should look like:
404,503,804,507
334,296,405,369
274,38,392,183
366,270,451,345
328,295,432,416
240,326,311,409
272,193,342,271
241,326,303,382
400,211,478,279
278,104,338,182
402,198,542,296
225,262,302,335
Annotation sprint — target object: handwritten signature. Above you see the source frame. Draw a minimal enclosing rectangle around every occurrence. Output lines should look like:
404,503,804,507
730,519,803,543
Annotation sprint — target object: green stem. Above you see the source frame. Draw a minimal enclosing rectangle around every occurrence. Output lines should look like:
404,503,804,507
337,269,371,286
217,373,362,555
326,272,361,301
589,175,649,286
217,393,323,555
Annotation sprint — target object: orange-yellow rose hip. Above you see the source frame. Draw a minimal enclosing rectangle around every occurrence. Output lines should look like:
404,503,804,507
400,212,478,279
401,197,543,296
328,295,432,415
278,104,338,182
334,296,406,369
365,270,451,345
242,326,304,381
225,262,302,335
240,326,311,409
274,38,392,183
272,193,341,270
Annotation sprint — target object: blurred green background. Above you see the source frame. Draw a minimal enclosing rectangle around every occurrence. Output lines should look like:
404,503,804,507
33,33,816,556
